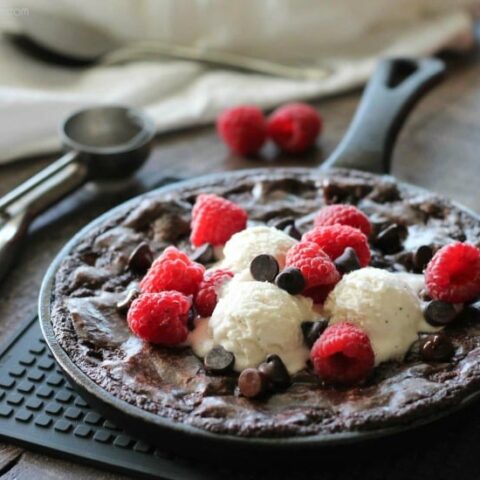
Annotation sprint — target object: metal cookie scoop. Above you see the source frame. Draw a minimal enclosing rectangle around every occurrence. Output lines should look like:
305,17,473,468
0,105,156,283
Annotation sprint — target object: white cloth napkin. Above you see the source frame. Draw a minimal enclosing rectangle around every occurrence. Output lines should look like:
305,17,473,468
0,0,475,164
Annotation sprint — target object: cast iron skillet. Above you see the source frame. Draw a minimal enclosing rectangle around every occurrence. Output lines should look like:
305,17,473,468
40,58,480,458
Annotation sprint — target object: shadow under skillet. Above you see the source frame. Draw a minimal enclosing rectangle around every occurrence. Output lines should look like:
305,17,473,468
246,401,480,480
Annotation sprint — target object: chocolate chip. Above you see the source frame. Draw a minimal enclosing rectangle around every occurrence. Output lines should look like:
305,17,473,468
250,254,279,282
273,218,302,240
301,320,328,347
374,223,408,254
238,368,267,398
187,306,198,331
116,289,140,312
421,334,455,361
458,301,480,323
275,267,305,295
400,251,415,272
334,247,361,274
257,364,275,389
322,180,372,204
369,251,391,269
423,300,462,327
284,224,302,240
128,242,153,273
259,354,290,388
368,182,401,202
322,180,347,204
190,244,214,265
413,245,433,272
273,218,295,230
204,346,235,373
415,199,445,219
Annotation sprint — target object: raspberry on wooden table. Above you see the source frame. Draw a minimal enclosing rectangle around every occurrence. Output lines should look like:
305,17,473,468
267,102,322,154
216,105,267,156
285,241,339,291
310,322,374,385
190,194,248,247
127,291,191,345
140,246,205,295
425,242,480,303
314,204,372,236
194,268,234,317
303,224,371,267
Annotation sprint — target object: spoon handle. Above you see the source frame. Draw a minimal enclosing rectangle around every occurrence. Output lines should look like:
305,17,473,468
0,151,79,211
0,152,87,284
101,41,331,81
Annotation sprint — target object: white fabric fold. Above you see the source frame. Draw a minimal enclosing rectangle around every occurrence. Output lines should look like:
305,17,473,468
0,0,475,164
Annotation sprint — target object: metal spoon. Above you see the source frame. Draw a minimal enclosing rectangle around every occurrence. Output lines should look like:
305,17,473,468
0,105,156,283
14,7,330,80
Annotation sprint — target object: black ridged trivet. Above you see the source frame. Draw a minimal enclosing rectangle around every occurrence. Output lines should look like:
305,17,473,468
3,318,480,480
0,317,221,480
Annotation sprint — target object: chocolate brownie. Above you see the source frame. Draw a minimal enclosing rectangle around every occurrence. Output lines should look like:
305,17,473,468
49,168,480,437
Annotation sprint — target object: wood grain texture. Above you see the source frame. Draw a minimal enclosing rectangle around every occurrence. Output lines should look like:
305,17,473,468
1,451,130,480
0,45,480,479
0,443,22,475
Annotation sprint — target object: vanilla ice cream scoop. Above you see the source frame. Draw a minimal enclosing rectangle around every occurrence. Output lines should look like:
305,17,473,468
208,280,315,373
220,226,297,273
325,267,425,365
394,271,440,332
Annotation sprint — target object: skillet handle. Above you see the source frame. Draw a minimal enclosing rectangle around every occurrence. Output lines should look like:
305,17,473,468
320,57,445,174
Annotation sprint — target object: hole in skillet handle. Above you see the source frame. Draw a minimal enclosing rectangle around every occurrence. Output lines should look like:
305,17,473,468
386,59,419,88
320,57,445,175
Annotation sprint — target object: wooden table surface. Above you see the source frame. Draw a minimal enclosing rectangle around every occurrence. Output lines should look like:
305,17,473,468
1,39,480,479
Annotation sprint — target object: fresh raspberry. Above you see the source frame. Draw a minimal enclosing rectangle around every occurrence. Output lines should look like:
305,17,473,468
194,269,234,317
285,241,340,290
311,322,374,385
140,246,205,295
190,194,248,247
303,284,335,304
267,103,322,154
216,106,267,155
303,225,371,267
127,291,191,345
425,242,480,303
314,204,372,236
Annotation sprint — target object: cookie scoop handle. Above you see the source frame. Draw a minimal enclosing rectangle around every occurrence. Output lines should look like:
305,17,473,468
321,57,445,174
